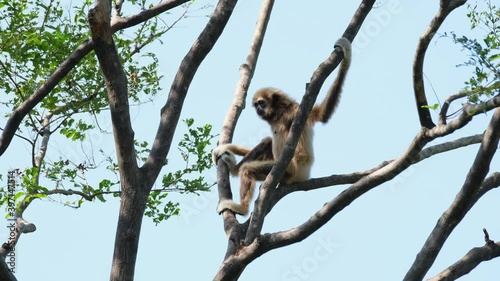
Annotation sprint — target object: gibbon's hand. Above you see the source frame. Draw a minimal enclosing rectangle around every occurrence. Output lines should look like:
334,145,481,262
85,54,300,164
212,145,237,169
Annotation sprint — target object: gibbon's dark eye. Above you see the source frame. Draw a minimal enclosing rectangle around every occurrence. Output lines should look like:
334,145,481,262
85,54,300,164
254,99,266,108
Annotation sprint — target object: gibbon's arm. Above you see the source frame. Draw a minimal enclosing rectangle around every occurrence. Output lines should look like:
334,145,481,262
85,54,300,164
212,143,252,176
212,143,251,164
224,144,251,156
311,37,352,123
218,159,276,215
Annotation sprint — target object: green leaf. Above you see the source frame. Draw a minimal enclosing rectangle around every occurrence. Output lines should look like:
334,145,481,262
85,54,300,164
421,104,439,110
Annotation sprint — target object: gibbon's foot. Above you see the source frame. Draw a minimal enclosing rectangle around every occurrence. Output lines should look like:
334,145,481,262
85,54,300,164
217,199,248,216
212,145,237,168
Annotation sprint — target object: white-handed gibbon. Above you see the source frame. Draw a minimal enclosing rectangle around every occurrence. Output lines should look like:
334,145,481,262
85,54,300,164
213,37,352,215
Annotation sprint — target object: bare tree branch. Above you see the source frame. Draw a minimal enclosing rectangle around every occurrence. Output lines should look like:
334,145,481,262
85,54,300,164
268,134,484,208
0,259,16,281
110,0,191,31
142,0,238,187
0,216,36,281
215,1,377,279
438,91,468,125
265,128,431,251
244,0,377,246
113,0,124,19
404,107,500,281
416,134,483,161
89,0,138,176
438,83,500,126
89,1,146,280
476,172,500,200
94,0,239,280
412,0,467,128
428,95,500,138
214,0,276,261
428,230,500,281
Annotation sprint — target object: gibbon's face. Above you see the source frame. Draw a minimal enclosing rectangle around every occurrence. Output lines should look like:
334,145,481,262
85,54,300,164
253,97,271,120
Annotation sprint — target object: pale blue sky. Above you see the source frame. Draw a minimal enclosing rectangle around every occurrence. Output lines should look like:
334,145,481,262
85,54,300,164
1,1,499,280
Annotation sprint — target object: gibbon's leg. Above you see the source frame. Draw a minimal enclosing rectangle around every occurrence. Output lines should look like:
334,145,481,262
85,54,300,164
235,137,273,171
217,137,274,215
282,157,299,183
218,160,275,215
233,155,301,214
213,137,273,176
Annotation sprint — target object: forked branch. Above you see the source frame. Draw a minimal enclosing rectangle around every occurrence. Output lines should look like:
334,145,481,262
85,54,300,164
428,229,500,281
269,133,484,208
412,0,467,128
142,0,238,186
403,107,500,281
264,129,430,250
215,0,276,262
244,0,377,245
215,1,377,279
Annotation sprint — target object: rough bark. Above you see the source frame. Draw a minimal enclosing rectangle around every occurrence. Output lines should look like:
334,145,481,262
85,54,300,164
403,108,500,281
215,0,276,262
214,0,377,279
214,0,500,279
244,0,376,247
412,0,467,128
88,0,238,280
88,2,143,280
428,229,500,281
142,0,238,186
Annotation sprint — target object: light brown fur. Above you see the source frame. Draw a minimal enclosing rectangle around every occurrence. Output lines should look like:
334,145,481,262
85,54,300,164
214,38,351,215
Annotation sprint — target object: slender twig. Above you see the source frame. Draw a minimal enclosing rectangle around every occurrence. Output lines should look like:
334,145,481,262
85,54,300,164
428,229,500,281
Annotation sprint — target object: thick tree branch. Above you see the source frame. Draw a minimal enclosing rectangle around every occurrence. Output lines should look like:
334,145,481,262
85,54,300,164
89,0,138,178
475,172,500,200
0,217,35,281
214,0,275,260
264,129,431,251
428,231,500,281
215,2,378,279
403,107,500,281
268,133,483,207
412,0,467,128
142,0,238,187
218,0,275,146
244,0,377,246
0,260,16,281
0,217,36,258
260,117,490,259
0,0,189,157
89,1,145,280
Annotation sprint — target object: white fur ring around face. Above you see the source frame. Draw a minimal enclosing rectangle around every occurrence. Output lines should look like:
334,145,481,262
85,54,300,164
212,145,237,168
